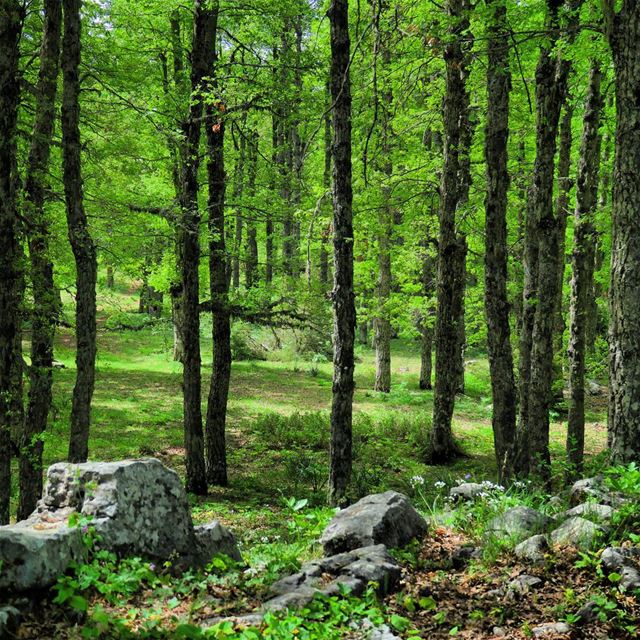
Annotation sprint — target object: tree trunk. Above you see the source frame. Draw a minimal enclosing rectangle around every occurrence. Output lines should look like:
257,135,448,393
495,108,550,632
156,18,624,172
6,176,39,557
552,104,574,401
0,0,24,524
203,3,230,486
515,0,574,478
428,0,471,464
62,0,98,464
373,0,393,393
484,0,516,483
19,0,62,519
328,0,355,506
567,62,602,478
419,242,436,391
176,0,215,495
245,129,259,288
231,121,246,290
606,0,640,463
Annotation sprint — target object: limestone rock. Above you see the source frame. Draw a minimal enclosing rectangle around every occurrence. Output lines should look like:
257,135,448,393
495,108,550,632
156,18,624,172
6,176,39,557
568,477,624,507
264,544,401,612
550,517,605,550
563,503,614,522
0,459,241,593
532,622,571,637
0,606,21,638
320,491,427,556
449,483,485,501
39,459,196,559
486,507,551,541
0,518,85,591
507,574,542,596
514,535,550,563
601,546,640,591
194,521,242,564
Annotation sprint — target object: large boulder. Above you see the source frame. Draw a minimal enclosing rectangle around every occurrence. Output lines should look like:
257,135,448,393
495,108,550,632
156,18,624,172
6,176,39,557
563,503,614,522
0,459,241,592
39,459,196,559
568,477,624,508
320,491,427,556
486,507,551,541
449,483,485,501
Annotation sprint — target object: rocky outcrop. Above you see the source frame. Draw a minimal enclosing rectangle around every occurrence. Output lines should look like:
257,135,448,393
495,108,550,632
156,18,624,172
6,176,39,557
263,545,401,612
563,503,614,522
320,491,427,556
568,477,624,508
0,459,241,592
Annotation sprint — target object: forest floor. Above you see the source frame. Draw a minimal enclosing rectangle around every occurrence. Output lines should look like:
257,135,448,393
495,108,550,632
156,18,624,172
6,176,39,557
9,279,623,639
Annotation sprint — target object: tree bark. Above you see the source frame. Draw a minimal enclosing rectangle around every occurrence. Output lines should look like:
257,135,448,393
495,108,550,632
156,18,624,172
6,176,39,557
0,0,24,524
245,129,259,288
373,0,392,393
606,0,640,463
484,0,516,483
62,0,98,464
19,0,62,519
567,62,602,478
515,0,575,478
552,104,574,401
176,0,216,495
231,122,246,289
429,0,471,463
203,3,230,487
419,240,436,391
328,0,355,506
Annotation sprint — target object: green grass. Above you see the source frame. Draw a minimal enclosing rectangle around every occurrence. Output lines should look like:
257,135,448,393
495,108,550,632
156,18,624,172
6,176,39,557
11,277,609,537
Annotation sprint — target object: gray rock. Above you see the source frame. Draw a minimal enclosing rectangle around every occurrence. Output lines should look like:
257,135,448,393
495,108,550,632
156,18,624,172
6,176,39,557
350,618,401,640
320,491,427,556
0,459,241,592
0,517,85,591
507,574,542,597
0,605,21,638
550,517,605,550
547,496,564,510
532,622,571,637
449,483,485,501
514,535,550,563
574,601,598,625
569,476,624,507
492,627,507,637
587,380,605,396
264,545,401,613
39,459,197,559
563,503,614,522
486,506,551,541
194,521,242,564
601,546,640,591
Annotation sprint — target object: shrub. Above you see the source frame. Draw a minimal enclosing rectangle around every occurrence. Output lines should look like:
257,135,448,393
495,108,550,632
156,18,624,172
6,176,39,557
104,311,157,331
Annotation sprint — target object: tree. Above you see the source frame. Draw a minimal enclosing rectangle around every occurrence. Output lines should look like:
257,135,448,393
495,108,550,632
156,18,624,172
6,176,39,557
428,0,471,463
328,0,355,506
204,0,231,487
19,0,62,519
177,0,216,494
515,0,576,478
372,0,393,394
604,0,640,463
0,0,24,525
483,0,516,482
567,61,602,477
62,0,98,464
